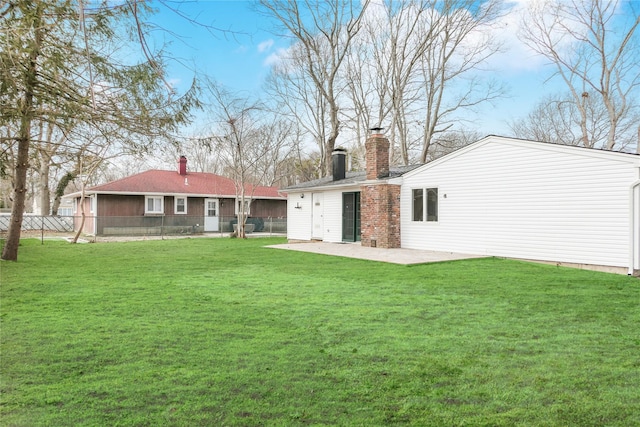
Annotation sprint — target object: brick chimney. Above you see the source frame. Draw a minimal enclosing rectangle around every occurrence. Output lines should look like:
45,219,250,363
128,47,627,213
360,128,400,249
365,131,389,180
178,156,187,176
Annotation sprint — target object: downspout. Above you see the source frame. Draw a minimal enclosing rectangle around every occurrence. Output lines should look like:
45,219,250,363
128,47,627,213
629,177,640,275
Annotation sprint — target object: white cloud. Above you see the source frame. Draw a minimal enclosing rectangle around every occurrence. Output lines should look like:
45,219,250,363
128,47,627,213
263,47,289,67
257,39,274,53
482,0,548,72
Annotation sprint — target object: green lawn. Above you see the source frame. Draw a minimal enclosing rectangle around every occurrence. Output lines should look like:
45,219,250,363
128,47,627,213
1,237,639,426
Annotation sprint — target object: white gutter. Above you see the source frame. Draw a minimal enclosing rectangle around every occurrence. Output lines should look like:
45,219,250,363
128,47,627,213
629,178,640,275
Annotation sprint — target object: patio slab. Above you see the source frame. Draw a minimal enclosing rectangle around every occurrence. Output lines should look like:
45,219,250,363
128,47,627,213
268,241,486,265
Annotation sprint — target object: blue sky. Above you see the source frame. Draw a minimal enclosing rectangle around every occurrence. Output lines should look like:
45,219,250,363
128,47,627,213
147,1,582,138
152,1,280,95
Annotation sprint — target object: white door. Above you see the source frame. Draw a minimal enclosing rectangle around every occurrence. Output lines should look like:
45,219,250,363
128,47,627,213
312,193,324,240
204,198,219,232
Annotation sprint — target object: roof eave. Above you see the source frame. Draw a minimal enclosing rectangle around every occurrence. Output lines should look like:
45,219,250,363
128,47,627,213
64,190,284,200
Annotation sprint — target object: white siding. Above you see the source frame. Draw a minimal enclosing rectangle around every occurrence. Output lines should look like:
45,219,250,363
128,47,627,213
287,191,313,240
321,189,347,243
401,138,640,268
287,186,361,243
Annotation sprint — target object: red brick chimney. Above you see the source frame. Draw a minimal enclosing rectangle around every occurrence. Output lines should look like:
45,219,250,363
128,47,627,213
361,128,400,249
365,131,389,180
178,156,187,176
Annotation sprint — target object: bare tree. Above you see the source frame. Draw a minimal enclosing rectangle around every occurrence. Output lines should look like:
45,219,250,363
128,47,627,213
258,0,370,176
429,129,483,160
417,0,506,163
70,147,108,244
346,1,435,165
202,81,294,237
508,91,624,147
251,118,300,187
342,0,505,165
276,150,323,188
519,0,640,150
265,51,330,179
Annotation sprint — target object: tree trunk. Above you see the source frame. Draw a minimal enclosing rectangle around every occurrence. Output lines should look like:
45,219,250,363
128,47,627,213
1,5,41,261
2,138,30,261
72,194,86,244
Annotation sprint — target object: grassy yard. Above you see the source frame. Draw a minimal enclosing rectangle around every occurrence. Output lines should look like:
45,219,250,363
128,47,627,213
1,237,639,426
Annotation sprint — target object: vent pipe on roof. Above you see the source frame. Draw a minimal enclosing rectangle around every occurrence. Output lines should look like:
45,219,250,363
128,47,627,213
178,156,187,176
332,148,347,181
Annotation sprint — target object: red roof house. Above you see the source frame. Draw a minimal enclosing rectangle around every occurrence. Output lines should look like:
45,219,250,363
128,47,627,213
69,157,287,236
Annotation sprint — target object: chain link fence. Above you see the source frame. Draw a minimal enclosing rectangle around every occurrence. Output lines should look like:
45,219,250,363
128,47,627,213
0,214,287,241
0,214,74,232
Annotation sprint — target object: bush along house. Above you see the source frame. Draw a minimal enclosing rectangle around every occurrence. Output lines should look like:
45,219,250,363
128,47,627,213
285,132,640,275
68,156,286,236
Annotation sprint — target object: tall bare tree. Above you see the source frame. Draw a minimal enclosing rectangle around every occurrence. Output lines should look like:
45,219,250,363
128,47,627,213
519,0,640,150
416,0,505,163
346,1,436,165
258,0,370,176
202,81,295,237
342,0,505,165
264,48,329,180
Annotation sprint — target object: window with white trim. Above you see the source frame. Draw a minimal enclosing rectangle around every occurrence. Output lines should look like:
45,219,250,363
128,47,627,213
236,198,251,216
426,188,438,221
412,189,423,221
175,197,187,214
145,196,164,214
411,188,438,222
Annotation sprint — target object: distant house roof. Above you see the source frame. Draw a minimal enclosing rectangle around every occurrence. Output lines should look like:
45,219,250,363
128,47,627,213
284,164,422,191
75,170,284,199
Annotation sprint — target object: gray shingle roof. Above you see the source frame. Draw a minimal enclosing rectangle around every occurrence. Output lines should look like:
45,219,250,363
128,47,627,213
284,164,422,191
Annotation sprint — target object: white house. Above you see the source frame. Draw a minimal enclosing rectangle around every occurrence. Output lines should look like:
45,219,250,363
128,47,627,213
401,136,640,273
285,135,640,275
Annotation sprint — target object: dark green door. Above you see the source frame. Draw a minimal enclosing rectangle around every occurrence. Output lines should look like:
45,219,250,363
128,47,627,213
342,192,361,242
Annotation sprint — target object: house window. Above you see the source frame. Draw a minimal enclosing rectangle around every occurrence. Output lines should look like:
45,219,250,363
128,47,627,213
412,189,424,221
145,196,164,214
58,207,73,216
412,188,438,222
236,198,251,216
206,199,218,217
90,195,96,213
175,197,187,214
426,188,438,221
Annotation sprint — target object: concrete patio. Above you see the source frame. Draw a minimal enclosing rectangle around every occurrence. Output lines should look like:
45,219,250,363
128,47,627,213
268,241,486,265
